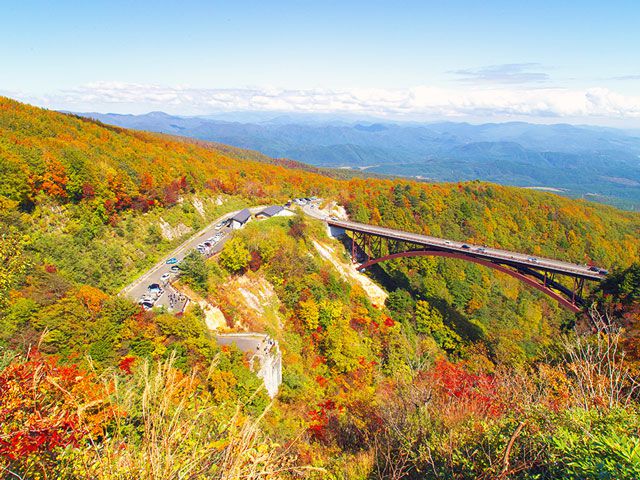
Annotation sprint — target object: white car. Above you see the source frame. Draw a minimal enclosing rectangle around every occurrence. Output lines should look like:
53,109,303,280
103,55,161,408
139,301,154,311
160,273,171,282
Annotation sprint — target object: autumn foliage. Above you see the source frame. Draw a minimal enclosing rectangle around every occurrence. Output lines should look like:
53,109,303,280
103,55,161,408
0,349,116,470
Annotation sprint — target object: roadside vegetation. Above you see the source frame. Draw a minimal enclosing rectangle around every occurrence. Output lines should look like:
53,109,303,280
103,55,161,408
1,97,639,477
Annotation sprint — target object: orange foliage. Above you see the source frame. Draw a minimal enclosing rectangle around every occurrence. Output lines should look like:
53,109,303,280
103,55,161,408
0,351,118,462
75,285,109,316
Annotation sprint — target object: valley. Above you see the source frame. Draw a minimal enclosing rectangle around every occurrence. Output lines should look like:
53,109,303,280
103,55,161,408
1,97,639,479
82,111,640,210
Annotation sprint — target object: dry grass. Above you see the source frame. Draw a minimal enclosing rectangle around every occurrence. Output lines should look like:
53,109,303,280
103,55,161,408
62,355,314,479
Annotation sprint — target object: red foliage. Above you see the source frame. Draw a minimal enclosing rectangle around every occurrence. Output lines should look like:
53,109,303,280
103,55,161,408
131,195,151,212
118,356,136,375
163,182,179,206
205,178,223,192
44,264,57,274
107,175,132,211
0,351,114,462
311,355,326,368
307,399,338,441
81,182,96,199
350,315,368,331
248,250,262,272
427,359,503,418
315,375,329,387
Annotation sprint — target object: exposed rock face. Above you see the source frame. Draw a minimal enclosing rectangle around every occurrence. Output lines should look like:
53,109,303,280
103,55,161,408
312,240,388,308
158,218,191,241
257,343,282,398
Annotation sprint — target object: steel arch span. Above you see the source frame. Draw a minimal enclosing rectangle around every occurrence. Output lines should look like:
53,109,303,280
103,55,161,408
357,250,583,313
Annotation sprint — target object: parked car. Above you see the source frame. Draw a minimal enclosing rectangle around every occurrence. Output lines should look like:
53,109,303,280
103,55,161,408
148,283,162,293
139,301,154,311
166,257,178,265
170,265,180,273
160,273,171,282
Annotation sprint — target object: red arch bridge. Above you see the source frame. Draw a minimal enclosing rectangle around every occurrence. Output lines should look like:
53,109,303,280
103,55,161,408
326,218,607,313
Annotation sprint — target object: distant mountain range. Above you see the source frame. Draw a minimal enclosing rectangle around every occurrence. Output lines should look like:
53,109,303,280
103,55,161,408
78,111,640,210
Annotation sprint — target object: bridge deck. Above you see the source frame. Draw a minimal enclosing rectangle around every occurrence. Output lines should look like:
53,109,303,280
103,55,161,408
327,218,605,281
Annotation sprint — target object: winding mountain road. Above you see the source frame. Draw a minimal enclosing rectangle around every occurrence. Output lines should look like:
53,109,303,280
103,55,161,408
119,205,266,308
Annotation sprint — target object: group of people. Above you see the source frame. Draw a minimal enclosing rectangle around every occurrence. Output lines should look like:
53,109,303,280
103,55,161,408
168,291,186,311
256,336,276,354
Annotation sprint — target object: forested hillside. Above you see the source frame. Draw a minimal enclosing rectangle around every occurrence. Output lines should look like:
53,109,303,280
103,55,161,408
82,111,640,209
1,97,640,478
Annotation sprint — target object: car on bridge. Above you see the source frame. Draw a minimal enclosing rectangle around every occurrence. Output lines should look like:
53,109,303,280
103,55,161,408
462,244,470,249
527,257,539,263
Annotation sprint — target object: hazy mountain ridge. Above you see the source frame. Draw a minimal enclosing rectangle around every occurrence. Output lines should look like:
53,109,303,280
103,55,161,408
80,111,640,209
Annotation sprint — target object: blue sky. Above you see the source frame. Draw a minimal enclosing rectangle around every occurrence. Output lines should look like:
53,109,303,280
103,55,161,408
2,0,640,125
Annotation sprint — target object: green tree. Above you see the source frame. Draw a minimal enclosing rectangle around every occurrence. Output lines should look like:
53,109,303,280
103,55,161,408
219,238,250,273
180,251,209,291
415,300,461,351
0,225,29,309
386,289,415,325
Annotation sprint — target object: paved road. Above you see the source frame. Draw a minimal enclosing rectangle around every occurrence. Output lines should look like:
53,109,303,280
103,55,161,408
217,333,281,397
120,206,265,310
216,333,275,356
332,218,604,280
301,203,605,280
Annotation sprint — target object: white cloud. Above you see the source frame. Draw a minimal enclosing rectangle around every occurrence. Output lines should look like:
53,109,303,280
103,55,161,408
18,81,640,123
450,63,550,84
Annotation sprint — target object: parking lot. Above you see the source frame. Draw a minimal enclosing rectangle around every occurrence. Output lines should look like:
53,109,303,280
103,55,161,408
122,216,234,311
120,206,271,312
